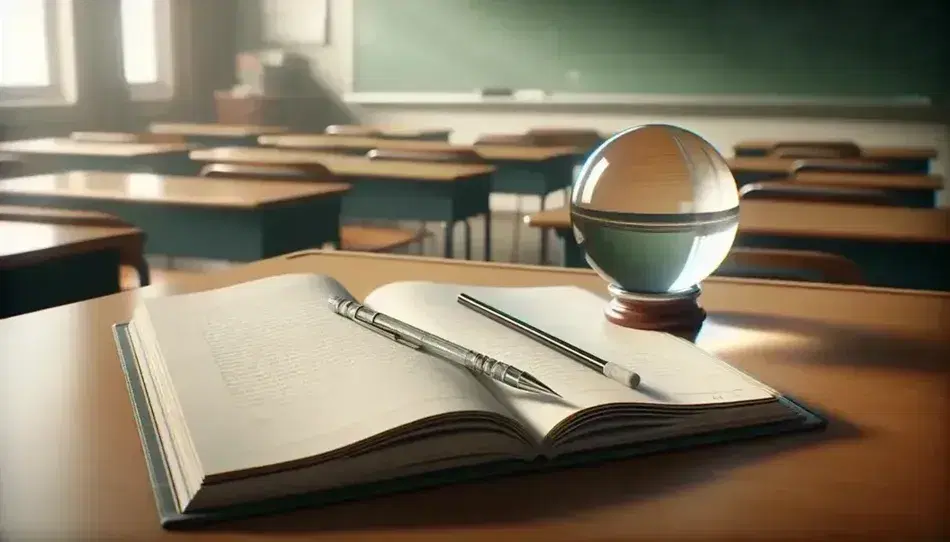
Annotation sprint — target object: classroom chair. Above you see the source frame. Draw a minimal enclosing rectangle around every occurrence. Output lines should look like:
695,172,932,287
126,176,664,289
716,247,865,285
739,181,895,206
198,163,425,254
136,133,187,144
198,163,317,180
0,205,152,288
474,133,535,146
365,148,484,164
789,159,893,175
69,132,187,145
524,128,603,149
70,131,140,143
768,141,863,159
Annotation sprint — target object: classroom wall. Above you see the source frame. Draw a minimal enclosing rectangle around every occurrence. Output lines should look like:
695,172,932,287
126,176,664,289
239,0,949,210
0,0,237,142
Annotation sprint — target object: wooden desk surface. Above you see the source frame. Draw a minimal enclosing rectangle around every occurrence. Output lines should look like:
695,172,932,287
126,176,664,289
0,219,141,269
734,140,937,160
0,171,351,209
792,171,943,191
0,137,191,157
526,206,572,229
149,123,289,137
739,200,950,243
258,134,581,161
334,126,452,138
190,147,497,181
0,251,947,541
728,156,898,174
726,156,942,181
527,203,950,244
0,204,127,226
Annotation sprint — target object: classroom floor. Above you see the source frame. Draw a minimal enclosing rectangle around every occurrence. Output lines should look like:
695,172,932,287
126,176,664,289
121,212,563,289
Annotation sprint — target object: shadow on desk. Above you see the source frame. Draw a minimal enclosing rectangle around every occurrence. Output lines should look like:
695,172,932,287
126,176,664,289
706,313,950,373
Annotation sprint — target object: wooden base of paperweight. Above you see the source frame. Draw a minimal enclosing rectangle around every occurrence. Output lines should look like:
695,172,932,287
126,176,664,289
604,284,706,342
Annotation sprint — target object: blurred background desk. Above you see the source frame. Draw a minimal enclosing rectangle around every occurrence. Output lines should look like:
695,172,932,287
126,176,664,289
0,216,143,318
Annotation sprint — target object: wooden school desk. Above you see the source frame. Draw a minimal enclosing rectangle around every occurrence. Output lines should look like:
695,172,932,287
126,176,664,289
0,250,947,541
334,126,452,141
0,204,151,286
259,133,579,161
190,146,497,260
259,135,581,261
525,206,584,267
736,201,950,291
0,171,350,261
0,137,197,176
526,203,950,290
149,122,288,147
727,157,941,207
733,140,935,170
0,218,143,318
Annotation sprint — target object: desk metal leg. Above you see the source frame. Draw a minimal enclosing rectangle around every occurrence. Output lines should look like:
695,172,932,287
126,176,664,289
135,258,152,287
443,221,455,258
484,212,492,261
538,196,548,264
463,221,472,260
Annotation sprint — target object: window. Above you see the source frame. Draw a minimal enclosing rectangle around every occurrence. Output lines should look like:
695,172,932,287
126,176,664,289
0,0,64,103
120,0,172,100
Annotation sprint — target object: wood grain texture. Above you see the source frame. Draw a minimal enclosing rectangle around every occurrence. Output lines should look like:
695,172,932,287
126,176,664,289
190,147,497,181
0,171,351,208
527,203,950,244
0,251,947,541
149,123,289,137
258,134,579,161
0,137,191,156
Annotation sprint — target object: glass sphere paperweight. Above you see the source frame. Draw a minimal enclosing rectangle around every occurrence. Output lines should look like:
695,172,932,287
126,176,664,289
570,124,739,340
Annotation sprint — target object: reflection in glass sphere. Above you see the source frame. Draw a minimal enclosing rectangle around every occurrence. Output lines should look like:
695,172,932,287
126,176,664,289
571,124,739,295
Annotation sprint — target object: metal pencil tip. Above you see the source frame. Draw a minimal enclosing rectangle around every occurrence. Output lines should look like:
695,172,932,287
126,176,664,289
519,373,561,399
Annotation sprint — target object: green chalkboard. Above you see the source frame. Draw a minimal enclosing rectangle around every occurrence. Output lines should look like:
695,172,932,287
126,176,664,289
353,0,949,99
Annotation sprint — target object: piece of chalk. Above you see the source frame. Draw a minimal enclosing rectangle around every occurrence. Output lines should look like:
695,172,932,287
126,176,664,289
603,362,641,389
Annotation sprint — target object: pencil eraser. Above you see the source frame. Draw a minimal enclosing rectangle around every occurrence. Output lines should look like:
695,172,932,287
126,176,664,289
604,362,640,389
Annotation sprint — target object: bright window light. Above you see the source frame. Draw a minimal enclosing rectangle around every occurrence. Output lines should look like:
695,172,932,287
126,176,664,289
120,0,159,85
0,1,51,87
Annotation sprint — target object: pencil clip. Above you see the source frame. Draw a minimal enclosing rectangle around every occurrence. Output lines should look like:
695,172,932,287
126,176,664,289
354,318,396,339
354,319,422,350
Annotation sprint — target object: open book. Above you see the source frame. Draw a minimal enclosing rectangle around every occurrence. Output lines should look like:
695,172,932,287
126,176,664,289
120,274,817,518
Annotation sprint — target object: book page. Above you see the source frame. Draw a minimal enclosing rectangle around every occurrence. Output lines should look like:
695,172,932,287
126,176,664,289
138,274,527,479
366,282,775,441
